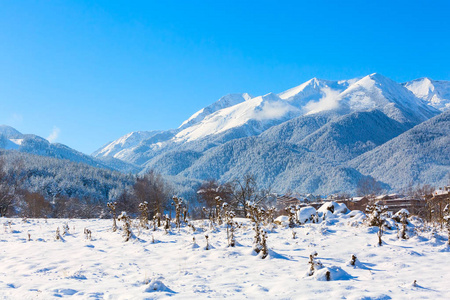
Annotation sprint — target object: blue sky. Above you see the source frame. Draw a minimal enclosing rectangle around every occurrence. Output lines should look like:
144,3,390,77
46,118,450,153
1,0,449,154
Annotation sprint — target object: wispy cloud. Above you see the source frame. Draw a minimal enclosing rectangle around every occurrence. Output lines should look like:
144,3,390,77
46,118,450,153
47,126,61,143
304,87,341,115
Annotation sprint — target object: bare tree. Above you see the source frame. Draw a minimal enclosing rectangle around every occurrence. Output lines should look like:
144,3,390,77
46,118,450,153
356,176,382,198
231,174,268,217
197,179,232,219
23,191,51,218
134,170,171,219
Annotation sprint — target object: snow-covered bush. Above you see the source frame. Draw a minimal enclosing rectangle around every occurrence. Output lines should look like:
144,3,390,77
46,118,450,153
138,201,149,229
393,209,410,240
297,206,316,224
55,227,61,240
307,251,323,276
84,228,92,240
107,202,118,232
118,211,132,242
224,203,236,247
164,214,170,234
172,196,184,230
247,202,269,258
365,202,389,246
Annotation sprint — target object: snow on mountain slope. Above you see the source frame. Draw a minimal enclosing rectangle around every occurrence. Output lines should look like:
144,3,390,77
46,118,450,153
92,130,161,158
278,77,353,109
0,125,22,138
174,93,301,142
297,109,410,162
179,93,252,130
91,73,446,194
171,73,438,145
404,77,450,111
0,125,140,173
350,110,450,189
327,73,439,124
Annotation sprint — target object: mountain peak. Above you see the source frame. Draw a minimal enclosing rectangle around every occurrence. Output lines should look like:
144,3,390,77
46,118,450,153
404,77,450,111
178,93,252,130
0,125,22,138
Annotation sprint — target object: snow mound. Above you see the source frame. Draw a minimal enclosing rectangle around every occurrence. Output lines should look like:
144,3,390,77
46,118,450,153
274,215,289,225
144,278,175,293
318,201,348,215
312,266,353,281
297,206,316,224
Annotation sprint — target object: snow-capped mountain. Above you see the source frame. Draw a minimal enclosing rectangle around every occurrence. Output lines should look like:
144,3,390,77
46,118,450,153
92,130,162,158
6,74,447,195
0,125,140,173
178,93,252,130
88,73,448,194
404,77,450,111
94,74,439,161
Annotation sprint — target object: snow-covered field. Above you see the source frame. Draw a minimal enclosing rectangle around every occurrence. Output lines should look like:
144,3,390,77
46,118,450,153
1,210,449,299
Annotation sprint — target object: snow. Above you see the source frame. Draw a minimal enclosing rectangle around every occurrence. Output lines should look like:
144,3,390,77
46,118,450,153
174,93,301,142
297,206,317,223
0,214,449,299
179,93,252,129
404,77,450,111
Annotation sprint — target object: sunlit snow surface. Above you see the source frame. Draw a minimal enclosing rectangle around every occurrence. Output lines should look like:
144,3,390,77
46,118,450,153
0,215,449,299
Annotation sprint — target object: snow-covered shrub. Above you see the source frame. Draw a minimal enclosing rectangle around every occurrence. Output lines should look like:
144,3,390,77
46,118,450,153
265,207,275,225
138,201,149,229
317,201,349,221
55,227,61,240
118,211,132,242
62,223,69,236
365,202,389,246
350,254,357,266
205,234,210,250
247,202,268,256
144,277,174,293
307,251,323,276
394,209,410,240
224,203,236,247
107,202,118,232
84,228,91,240
297,206,316,224
172,196,184,230
260,229,268,259
154,212,161,228
285,205,298,227
163,214,171,234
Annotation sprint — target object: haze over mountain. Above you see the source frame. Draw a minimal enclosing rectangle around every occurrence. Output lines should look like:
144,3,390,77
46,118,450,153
92,73,448,195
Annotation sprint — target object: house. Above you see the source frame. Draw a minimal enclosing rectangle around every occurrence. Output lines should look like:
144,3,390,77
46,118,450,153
337,197,369,211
